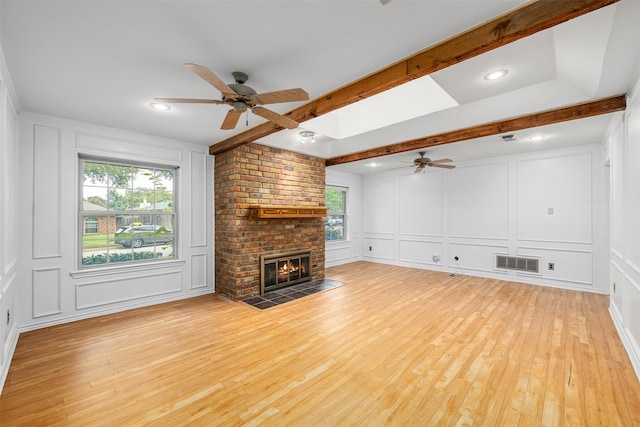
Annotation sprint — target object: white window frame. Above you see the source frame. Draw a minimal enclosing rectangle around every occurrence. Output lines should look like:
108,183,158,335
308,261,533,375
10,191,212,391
79,157,178,269
325,186,347,242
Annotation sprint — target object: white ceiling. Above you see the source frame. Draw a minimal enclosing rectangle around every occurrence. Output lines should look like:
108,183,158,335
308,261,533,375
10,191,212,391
1,0,639,175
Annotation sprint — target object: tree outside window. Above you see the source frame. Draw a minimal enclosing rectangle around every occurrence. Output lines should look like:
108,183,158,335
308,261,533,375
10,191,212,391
325,187,346,241
80,159,176,268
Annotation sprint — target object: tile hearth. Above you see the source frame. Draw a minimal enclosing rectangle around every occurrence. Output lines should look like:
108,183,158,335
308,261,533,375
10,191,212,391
241,279,344,310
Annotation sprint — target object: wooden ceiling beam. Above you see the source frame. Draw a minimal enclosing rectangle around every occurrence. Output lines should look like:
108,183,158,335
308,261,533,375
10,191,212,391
325,95,626,166
209,0,619,156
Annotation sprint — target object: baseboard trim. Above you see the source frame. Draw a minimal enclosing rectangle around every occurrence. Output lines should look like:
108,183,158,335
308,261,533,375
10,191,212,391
0,324,20,396
609,304,640,382
18,288,214,333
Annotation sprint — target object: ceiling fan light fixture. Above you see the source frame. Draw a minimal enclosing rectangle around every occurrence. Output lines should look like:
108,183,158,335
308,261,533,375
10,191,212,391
149,102,171,111
299,130,315,144
484,69,508,81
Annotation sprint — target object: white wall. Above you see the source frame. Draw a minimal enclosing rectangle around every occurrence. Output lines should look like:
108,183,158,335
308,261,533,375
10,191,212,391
0,50,20,393
359,143,607,293
16,112,214,333
325,169,363,267
608,76,640,379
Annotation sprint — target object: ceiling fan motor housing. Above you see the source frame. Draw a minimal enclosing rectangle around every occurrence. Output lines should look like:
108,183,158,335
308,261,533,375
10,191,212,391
226,82,258,106
231,71,249,84
231,101,248,111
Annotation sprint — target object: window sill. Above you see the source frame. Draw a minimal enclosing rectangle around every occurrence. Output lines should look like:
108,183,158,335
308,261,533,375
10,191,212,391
70,259,186,279
326,240,350,246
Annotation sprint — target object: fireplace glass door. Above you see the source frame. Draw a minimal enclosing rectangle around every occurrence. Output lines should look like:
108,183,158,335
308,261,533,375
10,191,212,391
261,251,311,293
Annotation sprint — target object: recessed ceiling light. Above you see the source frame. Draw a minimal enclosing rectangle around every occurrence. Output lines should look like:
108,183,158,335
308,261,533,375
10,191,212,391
529,134,547,141
150,102,171,111
484,69,508,81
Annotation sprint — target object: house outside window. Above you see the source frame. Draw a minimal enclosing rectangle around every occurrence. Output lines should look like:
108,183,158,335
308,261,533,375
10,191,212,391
325,186,347,241
80,158,176,268
84,216,99,234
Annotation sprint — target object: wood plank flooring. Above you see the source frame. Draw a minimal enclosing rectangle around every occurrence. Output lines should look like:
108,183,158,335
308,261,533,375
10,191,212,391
1,261,639,426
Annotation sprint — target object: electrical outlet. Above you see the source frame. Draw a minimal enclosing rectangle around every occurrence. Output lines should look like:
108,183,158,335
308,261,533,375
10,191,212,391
454,256,459,261
6,309,10,326
613,282,616,293
369,246,372,251
548,262,555,271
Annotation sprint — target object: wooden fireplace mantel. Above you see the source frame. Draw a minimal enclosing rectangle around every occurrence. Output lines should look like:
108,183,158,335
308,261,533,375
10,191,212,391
249,205,328,219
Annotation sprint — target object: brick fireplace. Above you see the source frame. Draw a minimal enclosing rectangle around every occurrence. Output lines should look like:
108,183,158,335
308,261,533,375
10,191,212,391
214,143,326,301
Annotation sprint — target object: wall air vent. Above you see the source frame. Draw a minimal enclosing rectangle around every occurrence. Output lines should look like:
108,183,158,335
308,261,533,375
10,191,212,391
496,255,539,273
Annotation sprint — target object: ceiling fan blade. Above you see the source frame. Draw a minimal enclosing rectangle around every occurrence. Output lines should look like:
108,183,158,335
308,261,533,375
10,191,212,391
253,88,309,105
184,63,236,98
251,106,299,129
154,97,224,104
428,163,456,169
429,158,453,163
221,109,243,130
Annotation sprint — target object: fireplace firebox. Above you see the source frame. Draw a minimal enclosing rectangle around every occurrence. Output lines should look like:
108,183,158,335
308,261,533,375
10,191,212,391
261,251,311,294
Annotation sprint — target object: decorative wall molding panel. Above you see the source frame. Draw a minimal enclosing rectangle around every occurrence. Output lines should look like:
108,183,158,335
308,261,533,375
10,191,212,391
610,259,624,320
517,152,592,244
398,172,443,237
190,254,207,289
516,247,592,285
610,122,625,255
449,162,509,240
32,125,62,259
364,177,394,235
448,243,510,274
75,271,183,310
363,237,395,260
398,239,442,266
325,244,353,266
32,268,62,318
190,151,208,248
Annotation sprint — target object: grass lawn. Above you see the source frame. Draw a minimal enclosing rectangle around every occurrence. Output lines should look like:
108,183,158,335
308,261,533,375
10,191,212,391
82,234,116,249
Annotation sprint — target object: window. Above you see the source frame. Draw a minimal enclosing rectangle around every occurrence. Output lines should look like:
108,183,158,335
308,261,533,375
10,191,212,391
84,217,99,234
80,159,176,268
325,187,346,241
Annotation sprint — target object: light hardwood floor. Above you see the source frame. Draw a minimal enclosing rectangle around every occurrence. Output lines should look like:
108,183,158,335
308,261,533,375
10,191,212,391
1,261,639,426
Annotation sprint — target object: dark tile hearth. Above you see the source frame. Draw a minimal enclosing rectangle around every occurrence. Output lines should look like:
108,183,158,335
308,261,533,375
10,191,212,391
241,279,345,310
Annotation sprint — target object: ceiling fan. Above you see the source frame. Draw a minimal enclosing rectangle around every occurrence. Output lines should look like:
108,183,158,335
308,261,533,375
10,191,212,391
155,63,309,130
400,151,456,173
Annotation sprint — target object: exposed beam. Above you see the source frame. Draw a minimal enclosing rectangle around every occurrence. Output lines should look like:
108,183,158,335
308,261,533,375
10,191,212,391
209,0,620,156
325,95,626,166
